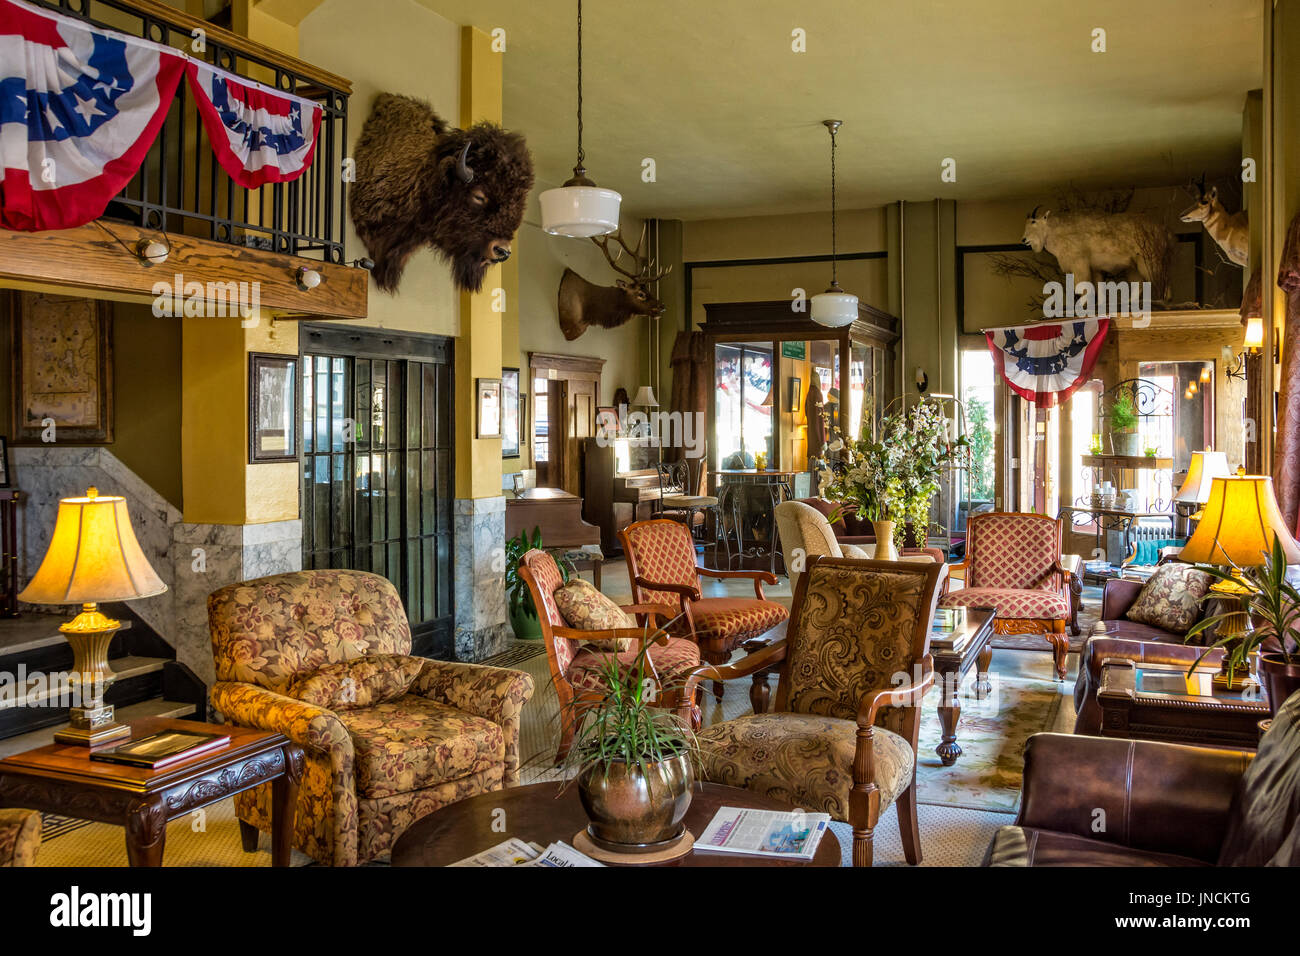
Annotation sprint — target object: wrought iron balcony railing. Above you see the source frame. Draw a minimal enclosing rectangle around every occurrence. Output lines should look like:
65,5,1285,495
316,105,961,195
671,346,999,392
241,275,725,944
29,0,350,263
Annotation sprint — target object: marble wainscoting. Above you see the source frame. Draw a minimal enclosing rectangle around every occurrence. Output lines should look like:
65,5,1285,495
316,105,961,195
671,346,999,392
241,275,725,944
453,495,510,662
10,446,180,648
171,520,302,688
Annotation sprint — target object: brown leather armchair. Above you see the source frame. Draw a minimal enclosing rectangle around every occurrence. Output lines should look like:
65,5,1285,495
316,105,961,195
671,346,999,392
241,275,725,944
986,687,1300,866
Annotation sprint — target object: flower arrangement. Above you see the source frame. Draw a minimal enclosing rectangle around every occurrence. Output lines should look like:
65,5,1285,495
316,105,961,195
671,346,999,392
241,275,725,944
818,402,966,552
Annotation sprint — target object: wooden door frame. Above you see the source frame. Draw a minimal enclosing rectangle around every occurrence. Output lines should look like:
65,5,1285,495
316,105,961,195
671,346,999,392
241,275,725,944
529,352,605,493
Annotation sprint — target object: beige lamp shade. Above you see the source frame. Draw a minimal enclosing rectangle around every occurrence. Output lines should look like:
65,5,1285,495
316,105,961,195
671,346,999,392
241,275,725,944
1178,475,1300,568
1244,316,1264,351
632,386,658,408
17,488,167,605
1174,450,1230,504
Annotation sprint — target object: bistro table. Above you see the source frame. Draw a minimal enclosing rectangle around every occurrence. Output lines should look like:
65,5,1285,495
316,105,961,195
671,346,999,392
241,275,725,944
391,780,841,867
715,469,798,573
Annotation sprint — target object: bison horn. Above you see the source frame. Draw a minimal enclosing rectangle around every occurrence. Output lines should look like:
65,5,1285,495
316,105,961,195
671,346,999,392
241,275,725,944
456,141,475,184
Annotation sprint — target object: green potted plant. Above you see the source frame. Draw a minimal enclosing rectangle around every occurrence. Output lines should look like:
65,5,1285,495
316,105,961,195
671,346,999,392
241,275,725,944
504,527,574,640
1185,537,1300,712
1108,391,1141,457
560,642,698,852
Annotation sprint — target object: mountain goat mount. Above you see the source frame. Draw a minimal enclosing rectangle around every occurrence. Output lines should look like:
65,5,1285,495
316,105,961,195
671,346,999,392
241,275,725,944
349,93,535,294
1179,175,1248,267
557,224,672,341
1021,205,1174,304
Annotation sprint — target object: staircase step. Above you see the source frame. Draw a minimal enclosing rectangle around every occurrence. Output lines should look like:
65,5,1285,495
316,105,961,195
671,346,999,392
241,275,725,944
0,698,199,759
0,656,170,740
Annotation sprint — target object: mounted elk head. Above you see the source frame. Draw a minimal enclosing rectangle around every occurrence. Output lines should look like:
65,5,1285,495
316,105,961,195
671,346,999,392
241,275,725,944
556,223,672,341
1180,173,1248,267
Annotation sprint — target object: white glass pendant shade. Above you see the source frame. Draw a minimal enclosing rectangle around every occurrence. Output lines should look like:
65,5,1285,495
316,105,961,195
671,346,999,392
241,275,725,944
540,184,622,238
810,286,859,328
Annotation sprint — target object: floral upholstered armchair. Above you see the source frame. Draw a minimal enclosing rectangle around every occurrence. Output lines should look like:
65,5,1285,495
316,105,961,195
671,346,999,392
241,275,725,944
208,570,534,866
518,549,699,763
620,519,789,701
688,556,946,867
0,809,41,867
938,512,1073,680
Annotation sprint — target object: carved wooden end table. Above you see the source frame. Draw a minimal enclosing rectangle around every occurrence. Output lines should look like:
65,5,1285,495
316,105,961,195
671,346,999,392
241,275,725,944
930,607,997,766
1096,658,1270,750
0,717,303,866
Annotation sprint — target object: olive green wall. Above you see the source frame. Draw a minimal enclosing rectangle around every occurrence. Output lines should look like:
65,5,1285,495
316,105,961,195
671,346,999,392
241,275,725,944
0,300,183,508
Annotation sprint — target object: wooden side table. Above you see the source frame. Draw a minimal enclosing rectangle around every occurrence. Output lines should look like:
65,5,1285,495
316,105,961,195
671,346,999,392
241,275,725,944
1096,658,1269,750
391,780,840,867
0,717,303,865
930,607,997,766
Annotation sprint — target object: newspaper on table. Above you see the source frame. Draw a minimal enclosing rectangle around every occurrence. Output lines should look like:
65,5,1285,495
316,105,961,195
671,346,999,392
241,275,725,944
692,806,830,861
450,838,604,867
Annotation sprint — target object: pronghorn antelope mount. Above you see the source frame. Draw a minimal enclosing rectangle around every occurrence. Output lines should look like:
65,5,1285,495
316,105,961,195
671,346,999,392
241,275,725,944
1180,175,1249,267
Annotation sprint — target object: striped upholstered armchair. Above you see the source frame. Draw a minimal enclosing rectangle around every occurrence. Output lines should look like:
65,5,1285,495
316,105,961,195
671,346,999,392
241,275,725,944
208,570,533,866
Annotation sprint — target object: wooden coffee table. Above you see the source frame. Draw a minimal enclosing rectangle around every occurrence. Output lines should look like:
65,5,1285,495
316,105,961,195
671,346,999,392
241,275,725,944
1097,658,1270,750
0,717,303,866
930,607,997,766
391,781,841,867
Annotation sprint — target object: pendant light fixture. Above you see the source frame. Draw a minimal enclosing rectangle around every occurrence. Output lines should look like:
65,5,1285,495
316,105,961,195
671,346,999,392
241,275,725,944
540,0,621,237
810,119,858,328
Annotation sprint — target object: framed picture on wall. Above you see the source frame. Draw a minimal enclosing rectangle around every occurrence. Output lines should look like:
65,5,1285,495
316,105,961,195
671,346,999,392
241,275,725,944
477,378,502,439
8,291,114,444
249,353,297,462
501,368,520,458
789,377,802,413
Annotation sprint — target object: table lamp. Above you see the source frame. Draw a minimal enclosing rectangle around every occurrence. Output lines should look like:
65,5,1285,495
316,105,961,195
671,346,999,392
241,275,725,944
1178,474,1300,686
1174,450,1230,509
17,487,167,745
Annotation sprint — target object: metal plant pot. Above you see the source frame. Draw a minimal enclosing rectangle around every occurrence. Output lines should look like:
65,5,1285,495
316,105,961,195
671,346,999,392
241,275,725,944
577,752,693,852
1111,431,1142,457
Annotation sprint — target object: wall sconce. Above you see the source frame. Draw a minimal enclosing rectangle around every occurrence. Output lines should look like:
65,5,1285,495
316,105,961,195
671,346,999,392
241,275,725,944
1244,316,1264,353
914,366,929,393
1223,344,1247,382
135,237,169,265
296,266,322,291
1199,364,1211,383
1188,380,1197,395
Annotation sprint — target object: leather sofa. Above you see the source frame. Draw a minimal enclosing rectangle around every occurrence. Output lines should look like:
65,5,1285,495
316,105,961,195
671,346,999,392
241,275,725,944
986,688,1300,866
1072,575,1219,735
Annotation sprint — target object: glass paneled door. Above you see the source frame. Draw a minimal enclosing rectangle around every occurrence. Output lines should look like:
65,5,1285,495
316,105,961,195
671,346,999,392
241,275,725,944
301,327,454,658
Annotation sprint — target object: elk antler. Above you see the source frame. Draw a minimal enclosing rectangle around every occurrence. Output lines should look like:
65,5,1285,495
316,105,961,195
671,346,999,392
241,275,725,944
591,223,674,284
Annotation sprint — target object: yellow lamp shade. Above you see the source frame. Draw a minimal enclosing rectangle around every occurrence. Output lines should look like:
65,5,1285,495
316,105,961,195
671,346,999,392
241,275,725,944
17,488,167,605
1244,316,1264,351
1174,450,1230,505
1179,475,1300,568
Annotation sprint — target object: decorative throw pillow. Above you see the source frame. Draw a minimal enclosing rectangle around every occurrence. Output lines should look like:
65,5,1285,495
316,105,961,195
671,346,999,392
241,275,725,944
552,579,634,652
1124,563,1214,634
287,654,424,711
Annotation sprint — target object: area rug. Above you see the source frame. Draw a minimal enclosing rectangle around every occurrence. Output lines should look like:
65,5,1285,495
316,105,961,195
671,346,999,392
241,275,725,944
914,673,1065,812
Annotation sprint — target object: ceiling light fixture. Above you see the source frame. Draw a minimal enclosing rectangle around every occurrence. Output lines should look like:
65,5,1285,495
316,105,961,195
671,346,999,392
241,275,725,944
296,266,322,291
135,237,169,265
810,120,858,328
539,0,621,238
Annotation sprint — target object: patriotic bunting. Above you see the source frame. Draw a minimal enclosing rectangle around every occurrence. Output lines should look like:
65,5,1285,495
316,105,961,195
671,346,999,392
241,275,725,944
985,319,1111,407
0,0,184,230
186,61,321,189
0,0,321,232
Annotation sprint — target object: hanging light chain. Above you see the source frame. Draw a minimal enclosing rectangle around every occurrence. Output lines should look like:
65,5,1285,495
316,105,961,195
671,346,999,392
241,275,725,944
575,0,585,170
829,122,838,285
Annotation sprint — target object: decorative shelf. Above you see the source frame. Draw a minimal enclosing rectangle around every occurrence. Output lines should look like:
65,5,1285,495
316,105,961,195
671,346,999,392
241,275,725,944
1082,455,1173,470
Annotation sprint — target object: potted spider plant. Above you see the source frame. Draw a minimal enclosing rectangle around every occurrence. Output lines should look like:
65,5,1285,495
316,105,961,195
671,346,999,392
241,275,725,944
504,527,574,640
560,641,698,852
1185,536,1300,713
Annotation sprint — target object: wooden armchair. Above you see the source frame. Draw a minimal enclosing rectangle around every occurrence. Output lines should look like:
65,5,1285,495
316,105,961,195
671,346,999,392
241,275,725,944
686,556,946,866
517,549,699,763
939,511,1074,680
619,518,789,701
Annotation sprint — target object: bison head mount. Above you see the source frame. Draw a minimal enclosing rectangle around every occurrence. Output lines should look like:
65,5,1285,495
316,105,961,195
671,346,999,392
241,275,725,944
556,223,671,341
350,93,535,294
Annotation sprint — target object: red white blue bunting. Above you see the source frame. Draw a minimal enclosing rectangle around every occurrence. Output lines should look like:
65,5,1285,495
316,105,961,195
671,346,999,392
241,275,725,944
0,0,321,231
0,0,184,230
985,319,1111,407
185,61,321,189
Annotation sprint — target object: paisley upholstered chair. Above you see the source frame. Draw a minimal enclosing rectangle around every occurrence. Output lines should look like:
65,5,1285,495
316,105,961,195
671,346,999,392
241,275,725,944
208,569,534,866
938,512,1074,680
687,556,946,867
517,549,700,763
0,809,41,867
619,518,789,701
